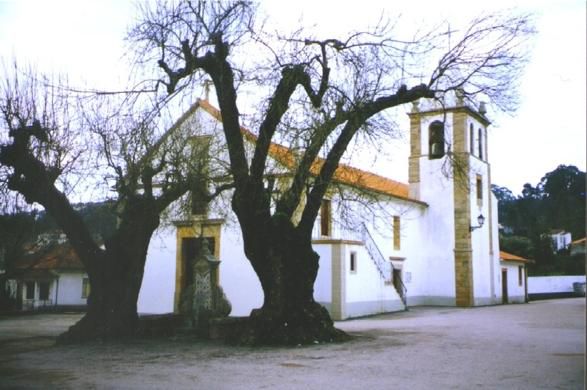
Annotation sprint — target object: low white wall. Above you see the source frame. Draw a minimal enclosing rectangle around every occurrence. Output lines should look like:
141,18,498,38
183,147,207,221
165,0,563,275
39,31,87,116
528,275,586,294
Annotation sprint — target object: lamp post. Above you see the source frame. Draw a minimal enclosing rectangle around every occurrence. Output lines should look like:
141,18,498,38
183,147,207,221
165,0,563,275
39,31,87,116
470,214,485,232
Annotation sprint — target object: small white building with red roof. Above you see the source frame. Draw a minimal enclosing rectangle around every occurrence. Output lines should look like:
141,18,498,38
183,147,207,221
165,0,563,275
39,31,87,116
10,234,89,311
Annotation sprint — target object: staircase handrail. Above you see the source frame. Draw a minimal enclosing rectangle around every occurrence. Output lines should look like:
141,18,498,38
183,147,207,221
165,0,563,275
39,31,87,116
361,223,390,280
361,223,407,307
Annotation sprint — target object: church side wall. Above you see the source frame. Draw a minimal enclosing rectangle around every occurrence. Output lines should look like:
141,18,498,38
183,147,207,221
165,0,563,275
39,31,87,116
343,243,404,318
361,198,426,309
139,100,512,318
138,228,177,314
218,225,264,316
313,244,332,311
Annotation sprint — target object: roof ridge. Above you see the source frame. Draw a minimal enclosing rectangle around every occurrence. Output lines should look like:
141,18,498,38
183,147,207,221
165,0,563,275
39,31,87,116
500,250,533,263
196,99,424,205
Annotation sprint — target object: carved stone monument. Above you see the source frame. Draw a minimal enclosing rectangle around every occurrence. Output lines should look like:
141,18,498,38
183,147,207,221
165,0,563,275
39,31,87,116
179,238,231,336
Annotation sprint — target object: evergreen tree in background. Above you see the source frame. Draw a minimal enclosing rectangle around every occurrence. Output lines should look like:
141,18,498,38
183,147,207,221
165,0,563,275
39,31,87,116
492,164,586,275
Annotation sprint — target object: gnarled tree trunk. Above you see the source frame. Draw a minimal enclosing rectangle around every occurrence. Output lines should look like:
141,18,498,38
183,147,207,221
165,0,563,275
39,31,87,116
59,203,160,343
238,215,347,345
61,262,141,342
1,90,198,344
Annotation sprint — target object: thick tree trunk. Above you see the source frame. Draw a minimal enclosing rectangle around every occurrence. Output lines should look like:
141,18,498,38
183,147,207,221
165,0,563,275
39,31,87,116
58,209,159,343
58,253,143,343
59,268,139,342
1,122,191,342
238,217,348,345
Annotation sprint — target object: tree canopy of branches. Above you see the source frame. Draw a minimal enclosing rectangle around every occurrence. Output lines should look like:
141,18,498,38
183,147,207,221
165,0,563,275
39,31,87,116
0,65,215,341
129,0,534,345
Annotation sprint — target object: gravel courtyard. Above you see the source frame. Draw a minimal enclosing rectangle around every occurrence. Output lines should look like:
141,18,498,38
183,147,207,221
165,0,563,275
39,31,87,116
0,298,584,389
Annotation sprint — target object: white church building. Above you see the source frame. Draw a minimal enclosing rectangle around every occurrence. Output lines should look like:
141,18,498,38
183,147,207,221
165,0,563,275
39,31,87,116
137,97,529,320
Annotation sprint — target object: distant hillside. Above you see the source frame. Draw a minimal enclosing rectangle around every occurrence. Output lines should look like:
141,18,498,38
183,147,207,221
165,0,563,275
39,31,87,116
492,165,585,275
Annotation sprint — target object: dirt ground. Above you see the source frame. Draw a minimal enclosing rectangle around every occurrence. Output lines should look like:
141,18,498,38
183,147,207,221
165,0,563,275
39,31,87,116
0,298,584,389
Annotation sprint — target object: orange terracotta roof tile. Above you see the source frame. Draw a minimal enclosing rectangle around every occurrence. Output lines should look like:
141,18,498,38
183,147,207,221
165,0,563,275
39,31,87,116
197,99,423,204
15,242,85,271
500,250,532,263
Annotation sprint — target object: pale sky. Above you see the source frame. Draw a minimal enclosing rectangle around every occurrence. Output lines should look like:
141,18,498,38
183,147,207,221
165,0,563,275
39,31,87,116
0,0,585,195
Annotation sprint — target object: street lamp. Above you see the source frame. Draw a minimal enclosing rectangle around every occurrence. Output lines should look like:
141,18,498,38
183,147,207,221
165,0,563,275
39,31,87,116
470,214,485,232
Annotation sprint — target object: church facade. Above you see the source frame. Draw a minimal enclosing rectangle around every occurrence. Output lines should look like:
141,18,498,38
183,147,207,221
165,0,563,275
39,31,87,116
137,97,528,319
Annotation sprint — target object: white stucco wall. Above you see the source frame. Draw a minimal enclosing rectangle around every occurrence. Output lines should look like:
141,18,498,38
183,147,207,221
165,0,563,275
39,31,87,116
407,203,456,305
218,226,264,316
470,165,500,306
343,243,403,317
313,189,420,315
490,195,502,302
528,275,586,294
313,244,332,305
410,116,457,305
140,219,265,317
137,100,512,318
362,197,430,307
56,272,87,306
500,262,526,303
138,229,177,314
405,109,501,307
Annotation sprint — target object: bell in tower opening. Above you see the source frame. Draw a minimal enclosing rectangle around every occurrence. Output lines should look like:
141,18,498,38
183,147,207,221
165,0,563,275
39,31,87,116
428,120,445,159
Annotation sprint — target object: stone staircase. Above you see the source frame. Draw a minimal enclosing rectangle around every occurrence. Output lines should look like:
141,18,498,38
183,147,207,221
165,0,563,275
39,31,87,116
361,223,407,308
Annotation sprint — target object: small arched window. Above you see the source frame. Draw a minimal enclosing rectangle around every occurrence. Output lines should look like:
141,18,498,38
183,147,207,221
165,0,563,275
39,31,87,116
478,128,483,160
469,123,475,155
428,121,445,159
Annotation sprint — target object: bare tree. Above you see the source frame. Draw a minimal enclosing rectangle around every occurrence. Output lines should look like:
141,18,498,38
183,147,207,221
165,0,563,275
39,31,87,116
0,65,217,341
130,1,534,345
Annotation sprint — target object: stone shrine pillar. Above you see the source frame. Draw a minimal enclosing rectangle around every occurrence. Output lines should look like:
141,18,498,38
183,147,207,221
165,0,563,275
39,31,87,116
179,239,231,334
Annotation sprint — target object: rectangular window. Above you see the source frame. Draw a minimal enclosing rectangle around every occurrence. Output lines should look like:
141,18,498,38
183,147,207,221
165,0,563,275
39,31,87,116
82,278,90,299
350,252,357,273
190,135,212,216
190,176,208,215
518,266,523,286
476,175,483,203
39,282,50,300
320,199,331,236
469,124,475,156
478,128,484,160
25,281,35,300
393,216,401,250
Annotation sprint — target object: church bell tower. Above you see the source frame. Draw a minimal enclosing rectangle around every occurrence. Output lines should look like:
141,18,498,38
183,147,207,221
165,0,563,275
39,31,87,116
407,95,494,307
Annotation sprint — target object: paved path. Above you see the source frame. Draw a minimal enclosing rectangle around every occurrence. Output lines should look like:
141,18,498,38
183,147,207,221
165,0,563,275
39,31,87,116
0,298,584,389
